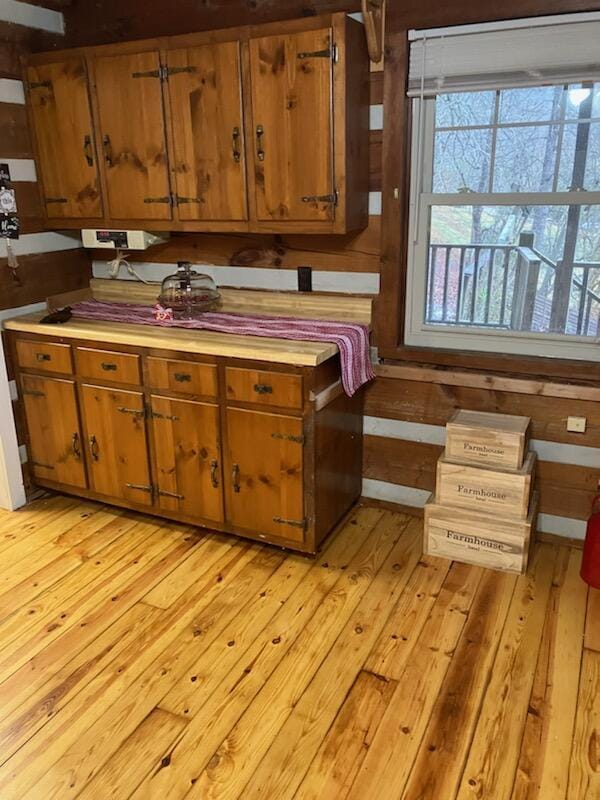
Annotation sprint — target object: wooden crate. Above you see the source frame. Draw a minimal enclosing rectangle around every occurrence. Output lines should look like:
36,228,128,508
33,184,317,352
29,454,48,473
446,409,531,470
436,450,536,518
424,491,539,574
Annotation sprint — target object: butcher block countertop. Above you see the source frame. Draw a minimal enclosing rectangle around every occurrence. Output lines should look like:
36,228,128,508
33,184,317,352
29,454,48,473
3,280,373,368
3,313,340,367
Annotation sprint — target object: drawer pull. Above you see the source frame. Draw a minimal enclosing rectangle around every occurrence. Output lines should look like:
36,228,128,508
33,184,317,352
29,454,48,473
126,483,154,494
210,459,219,488
36,353,51,362
101,362,118,371
117,406,146,418
89,435,99,461
158,489,184,500
174,373,192,383
273,516,306,530
71,432,81,459
253,384,273,395
232,463,240,493
151,410,179,422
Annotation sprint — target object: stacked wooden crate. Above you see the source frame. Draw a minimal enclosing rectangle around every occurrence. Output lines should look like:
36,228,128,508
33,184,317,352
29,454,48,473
424,410,538,574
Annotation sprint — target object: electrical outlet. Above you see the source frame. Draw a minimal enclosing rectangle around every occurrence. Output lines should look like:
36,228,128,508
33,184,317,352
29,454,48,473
567,416,587,433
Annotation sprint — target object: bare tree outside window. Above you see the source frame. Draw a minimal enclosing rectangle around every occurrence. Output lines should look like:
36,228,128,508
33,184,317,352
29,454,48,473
423,83,600,341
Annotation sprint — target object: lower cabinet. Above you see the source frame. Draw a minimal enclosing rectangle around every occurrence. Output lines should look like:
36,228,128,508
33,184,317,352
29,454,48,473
21,374,86,489
79,384,153,506
150,395,224,523
225,407,305,543
12,335,363,554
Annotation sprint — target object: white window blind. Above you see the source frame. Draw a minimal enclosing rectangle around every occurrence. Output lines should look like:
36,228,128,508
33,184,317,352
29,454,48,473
408,14,600,96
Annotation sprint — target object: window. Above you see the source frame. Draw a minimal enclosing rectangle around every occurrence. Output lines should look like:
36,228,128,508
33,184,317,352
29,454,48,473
405,19,600,362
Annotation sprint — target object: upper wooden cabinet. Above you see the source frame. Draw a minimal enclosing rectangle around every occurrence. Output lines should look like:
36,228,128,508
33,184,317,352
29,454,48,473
24,13,369,233
92,50,172,221
165,41,247,222
26,58,102,219
248,27,334,225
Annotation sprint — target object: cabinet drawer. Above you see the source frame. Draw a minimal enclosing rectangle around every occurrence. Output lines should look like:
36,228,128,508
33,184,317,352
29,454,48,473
225,367,303,409
75,347,141,385
16,340,73,374
146,357,217,397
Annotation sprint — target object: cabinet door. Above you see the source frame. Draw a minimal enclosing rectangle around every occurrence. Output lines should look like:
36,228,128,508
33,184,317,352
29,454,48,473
225,407,304,543
26,59,102,219
150,395,223,522
93,51,172,220
166,41,247,221
21,375,87,488
248,27,334,223
80,384,152,505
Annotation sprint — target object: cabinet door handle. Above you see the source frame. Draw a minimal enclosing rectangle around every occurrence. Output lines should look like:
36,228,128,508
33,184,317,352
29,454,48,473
253,383,273,395
36,353,51,362
210,459,219,488
173,372,191,383
232,463,240,493
71,432,81,459
89,435,99,461
101,362,117,371
83,134,94,166
232,126,241,163
256,125,265,161
103,134,113,167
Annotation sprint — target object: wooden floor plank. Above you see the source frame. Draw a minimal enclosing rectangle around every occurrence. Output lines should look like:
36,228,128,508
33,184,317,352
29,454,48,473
130,507,391,799
181,511,410,800
345,561,484,800
567,649,600,799
241,517,423,800
294,671,397,800
364,552,451,679
512,547,588,800
585,587,600,652
16,548,282,799
399,569,518,800
158,508,384,720
0,498,591,800
455,544,557,800
77,709,189,799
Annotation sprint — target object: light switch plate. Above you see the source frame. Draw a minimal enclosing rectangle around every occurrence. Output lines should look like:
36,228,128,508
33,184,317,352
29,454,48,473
567,416,587,433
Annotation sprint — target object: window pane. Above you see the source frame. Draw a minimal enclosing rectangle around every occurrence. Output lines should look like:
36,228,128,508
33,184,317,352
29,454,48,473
426,205,600,336
435,91,495,128
565,82,600,119
558,121,600,190
493,125,558,192
433,128,492,192
499,85,563,123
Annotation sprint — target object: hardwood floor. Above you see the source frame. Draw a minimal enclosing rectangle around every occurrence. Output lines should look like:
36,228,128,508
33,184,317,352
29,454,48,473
0,494,597,799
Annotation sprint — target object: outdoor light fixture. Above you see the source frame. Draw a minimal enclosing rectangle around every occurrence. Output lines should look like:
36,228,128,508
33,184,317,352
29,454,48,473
568,86,592,106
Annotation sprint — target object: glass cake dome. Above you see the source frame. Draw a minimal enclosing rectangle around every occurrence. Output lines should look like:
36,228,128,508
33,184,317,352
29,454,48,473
158,261,221,319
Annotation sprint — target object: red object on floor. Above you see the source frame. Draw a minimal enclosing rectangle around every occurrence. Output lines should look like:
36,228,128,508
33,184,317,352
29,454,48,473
581,494,600,589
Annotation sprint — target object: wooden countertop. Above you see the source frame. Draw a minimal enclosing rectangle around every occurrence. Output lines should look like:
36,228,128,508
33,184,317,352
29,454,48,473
3,313,339,367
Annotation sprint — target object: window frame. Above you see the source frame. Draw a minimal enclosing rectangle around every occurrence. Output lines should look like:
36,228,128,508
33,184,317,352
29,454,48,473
377,22,600,383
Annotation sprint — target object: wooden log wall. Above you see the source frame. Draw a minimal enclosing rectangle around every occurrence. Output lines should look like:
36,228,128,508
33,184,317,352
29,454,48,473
0,0,92,487
47,2,600,538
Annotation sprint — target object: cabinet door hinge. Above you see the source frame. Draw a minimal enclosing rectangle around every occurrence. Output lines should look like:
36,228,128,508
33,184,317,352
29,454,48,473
32,461,54,470
163,66,197,78
157,489,184,499
125,483,154,494
44,197,68,204
273,516,306,530
117,406,146,418
150,410,180,421
22,389,46,398
297,41,337,62
301,190,338,205
143,195,173,206
271,432,305,445
132,67,163,79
